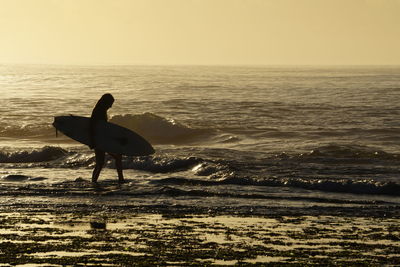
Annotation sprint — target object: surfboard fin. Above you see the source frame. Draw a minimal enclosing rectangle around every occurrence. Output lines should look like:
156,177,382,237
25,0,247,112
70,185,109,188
55,128,58,138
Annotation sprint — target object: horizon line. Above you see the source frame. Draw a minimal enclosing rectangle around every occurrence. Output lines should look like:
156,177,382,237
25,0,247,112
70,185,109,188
1,62,400,68
0,62,400,67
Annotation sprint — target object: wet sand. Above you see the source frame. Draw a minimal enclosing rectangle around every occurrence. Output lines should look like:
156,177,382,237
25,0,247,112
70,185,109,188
0,206,399,266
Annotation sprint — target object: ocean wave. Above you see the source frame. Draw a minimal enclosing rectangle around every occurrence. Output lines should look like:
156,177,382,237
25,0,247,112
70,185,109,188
152,186,390,205
0,178,390,205
151,176,400,196
121,156,202,173
305,128,400,140
268,177,400,196
0,123,55,138
0,146,68,163
295,144,399,162
192,162,233,177
0,146,202,171
0,113,213,145
110,113,213,144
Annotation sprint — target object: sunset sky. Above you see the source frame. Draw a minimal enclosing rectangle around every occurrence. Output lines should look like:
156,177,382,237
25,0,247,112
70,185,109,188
0,0,399,65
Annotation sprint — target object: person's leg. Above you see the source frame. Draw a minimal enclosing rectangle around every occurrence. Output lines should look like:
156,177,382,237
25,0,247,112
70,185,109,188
92,149,105,183
110,153,124,183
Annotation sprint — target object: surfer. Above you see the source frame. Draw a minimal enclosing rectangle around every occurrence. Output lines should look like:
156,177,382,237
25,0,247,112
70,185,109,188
89,93,124,183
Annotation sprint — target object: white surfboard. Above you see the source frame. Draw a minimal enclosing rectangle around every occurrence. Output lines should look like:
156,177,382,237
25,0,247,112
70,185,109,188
53,115,155,156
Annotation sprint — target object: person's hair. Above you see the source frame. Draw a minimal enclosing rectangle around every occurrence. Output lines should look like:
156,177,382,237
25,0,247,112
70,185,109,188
96,93,114,107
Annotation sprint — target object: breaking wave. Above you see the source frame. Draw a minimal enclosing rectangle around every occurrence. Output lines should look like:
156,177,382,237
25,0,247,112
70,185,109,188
0,143,399,197
0,113,214,145
121,156,202,173
0,146,68,163
110,113,213,144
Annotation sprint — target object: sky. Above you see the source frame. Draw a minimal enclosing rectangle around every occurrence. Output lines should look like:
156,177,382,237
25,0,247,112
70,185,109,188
0,0,399,65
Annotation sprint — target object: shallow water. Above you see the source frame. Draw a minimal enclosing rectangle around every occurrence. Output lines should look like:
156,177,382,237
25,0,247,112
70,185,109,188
1,65,400,215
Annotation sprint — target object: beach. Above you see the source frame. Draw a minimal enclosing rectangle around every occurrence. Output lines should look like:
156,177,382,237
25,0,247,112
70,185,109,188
0,203,399,266
1,65,400,265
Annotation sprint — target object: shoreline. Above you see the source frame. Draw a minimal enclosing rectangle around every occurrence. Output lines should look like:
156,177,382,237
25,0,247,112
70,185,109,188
1,202,400,218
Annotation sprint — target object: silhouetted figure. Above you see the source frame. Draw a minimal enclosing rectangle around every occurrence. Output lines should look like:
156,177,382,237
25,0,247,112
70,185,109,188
90,93,124,183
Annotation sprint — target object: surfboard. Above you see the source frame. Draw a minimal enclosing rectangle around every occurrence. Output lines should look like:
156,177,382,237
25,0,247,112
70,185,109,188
53,115,155,156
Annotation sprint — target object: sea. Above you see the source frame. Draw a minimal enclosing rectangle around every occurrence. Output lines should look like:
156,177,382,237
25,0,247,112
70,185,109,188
1,65,399,216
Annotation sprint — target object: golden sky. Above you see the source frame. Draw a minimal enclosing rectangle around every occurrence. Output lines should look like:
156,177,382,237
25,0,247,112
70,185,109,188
0,0,399,65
